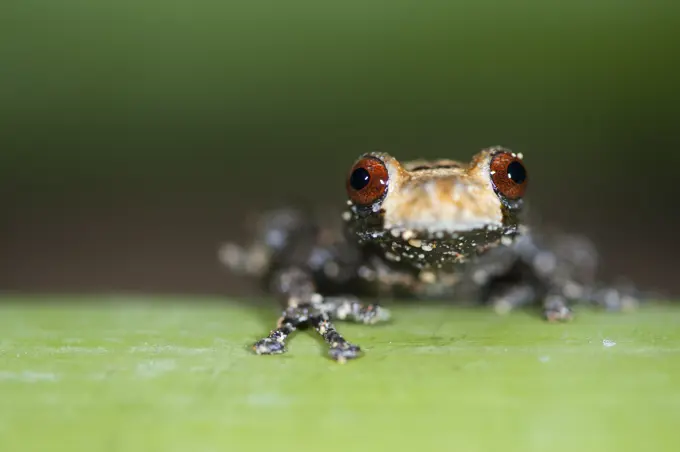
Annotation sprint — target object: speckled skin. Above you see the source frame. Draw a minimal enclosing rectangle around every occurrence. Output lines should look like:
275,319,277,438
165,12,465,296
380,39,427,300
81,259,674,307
219,146,638,362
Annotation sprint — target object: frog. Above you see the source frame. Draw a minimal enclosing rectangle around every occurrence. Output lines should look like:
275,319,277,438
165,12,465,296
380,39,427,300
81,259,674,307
219,146,638,362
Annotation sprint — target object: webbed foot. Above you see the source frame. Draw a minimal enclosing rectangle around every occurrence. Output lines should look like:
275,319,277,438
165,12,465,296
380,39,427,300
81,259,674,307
253,337,287,355
328,343,362,363
252,296,382,362
543,295,573,322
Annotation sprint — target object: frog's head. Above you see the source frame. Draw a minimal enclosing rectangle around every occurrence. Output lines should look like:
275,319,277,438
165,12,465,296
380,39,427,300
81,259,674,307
343,146,528,266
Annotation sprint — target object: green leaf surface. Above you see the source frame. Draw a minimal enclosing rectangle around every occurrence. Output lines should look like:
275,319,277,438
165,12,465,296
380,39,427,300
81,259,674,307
1,297,678,452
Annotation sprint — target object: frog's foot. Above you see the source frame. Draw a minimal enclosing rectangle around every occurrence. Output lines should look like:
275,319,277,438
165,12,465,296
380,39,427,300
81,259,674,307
543,295,573,322
309,312,363,363
257,267,371,361
320,296,391,325
252,302,363,362
251,309,302,355
253,337,286,355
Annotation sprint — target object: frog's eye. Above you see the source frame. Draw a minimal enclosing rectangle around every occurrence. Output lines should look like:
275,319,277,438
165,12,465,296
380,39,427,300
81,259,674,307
489,152,528,200
346,156,389,206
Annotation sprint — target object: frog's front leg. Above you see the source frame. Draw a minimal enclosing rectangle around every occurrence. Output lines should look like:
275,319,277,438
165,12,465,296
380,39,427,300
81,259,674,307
479,230,637,321
253,302,363,361
253,267,388,362
307,312,361,363
252,305,304,355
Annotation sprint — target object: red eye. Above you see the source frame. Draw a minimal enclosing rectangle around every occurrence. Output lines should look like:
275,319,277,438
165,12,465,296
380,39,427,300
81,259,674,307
489,152,528,200
346,156,389,206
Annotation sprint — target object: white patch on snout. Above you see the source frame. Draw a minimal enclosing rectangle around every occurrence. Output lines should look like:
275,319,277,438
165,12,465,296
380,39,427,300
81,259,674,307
379,157,505,234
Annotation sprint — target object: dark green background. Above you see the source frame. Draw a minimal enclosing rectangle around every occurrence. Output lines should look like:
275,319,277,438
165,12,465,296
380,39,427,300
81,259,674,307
1,0,679,295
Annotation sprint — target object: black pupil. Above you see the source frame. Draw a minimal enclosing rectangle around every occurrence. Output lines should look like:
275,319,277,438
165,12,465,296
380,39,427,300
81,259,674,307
507,161,526,184
350,167,371,190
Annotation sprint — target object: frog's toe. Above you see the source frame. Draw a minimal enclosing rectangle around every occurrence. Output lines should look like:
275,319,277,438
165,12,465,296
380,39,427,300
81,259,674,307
543,306,573,322
328,342,362,363
253,338,286,355
543,294,573,322
361,305,391,324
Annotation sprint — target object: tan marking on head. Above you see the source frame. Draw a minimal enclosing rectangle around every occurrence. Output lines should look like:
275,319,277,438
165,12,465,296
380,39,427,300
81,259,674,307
378,148,505,234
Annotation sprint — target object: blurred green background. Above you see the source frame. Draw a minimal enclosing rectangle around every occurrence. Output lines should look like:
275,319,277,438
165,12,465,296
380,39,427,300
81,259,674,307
1,0,679,295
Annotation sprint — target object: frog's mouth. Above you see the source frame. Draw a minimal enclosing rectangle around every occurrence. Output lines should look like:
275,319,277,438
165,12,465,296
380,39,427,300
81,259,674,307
352,219,520,267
